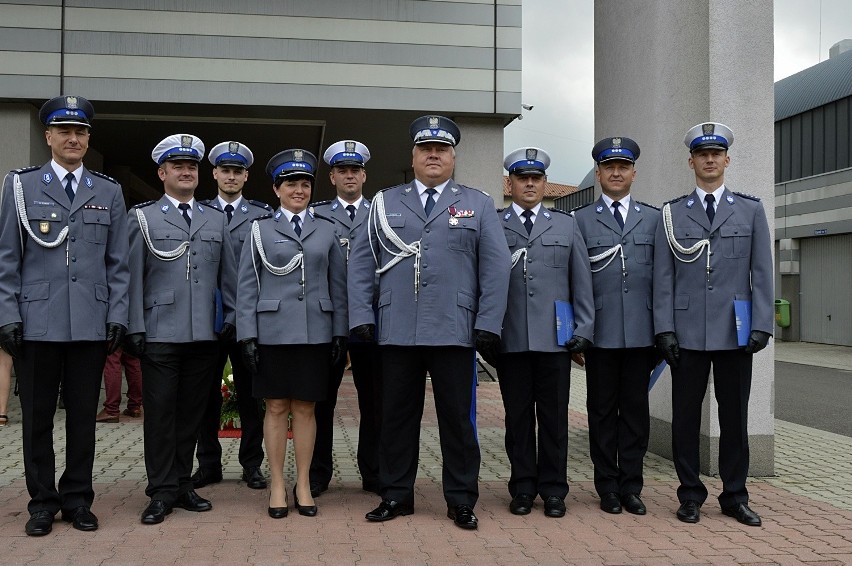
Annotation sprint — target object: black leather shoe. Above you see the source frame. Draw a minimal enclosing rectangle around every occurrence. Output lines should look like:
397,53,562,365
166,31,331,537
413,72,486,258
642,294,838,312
268,494,288,519
175,490,212,512
191,467,222,489
676,500,701,523
509,493,534,515
722,503,762,527
242,466,268,490
293,487,317,517
365,499,413,522
600,492,622,514
25,510,54,536
621,493,647,515
309,482,328,498
447,504,478,529
141,500,172,525
61,506,98,531
543,496,566,518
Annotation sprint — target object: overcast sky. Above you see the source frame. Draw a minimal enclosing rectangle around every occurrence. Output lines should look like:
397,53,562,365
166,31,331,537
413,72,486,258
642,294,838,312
504,0,852,186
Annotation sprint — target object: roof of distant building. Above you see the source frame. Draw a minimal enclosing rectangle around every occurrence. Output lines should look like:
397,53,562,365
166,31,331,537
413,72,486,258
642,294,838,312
776,48,852,121
503,176,578,198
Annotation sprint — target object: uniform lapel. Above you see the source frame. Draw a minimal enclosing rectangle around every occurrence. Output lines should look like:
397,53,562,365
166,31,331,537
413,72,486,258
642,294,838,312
425,180,461,226
330,201,353,229
594,196,624,236
300,213,318,240
621,199,642,236
189,202,209,237
272,214,296,239
39,164,73,210
159,196,190,234
503,208,528,239
352,199,370,231
528,207,552,241
400,181,427,222
711,188,735,231
684,190,712,231
70,168,96,212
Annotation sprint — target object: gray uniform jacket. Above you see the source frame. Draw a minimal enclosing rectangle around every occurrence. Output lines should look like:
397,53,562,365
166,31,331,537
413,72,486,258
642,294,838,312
0,163,130,341
311,198,371,260
127,195,236,343
201,197,273,261
236,210,348,344
573,197,660,348
653,188,774,351
499,207,594,353
347,179,510,346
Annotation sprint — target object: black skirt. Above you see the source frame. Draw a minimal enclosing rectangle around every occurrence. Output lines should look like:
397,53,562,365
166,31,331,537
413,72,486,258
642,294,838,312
253,344,331,402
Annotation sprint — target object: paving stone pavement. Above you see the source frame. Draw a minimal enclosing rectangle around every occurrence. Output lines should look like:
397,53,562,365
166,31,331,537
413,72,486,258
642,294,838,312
1,343,851,564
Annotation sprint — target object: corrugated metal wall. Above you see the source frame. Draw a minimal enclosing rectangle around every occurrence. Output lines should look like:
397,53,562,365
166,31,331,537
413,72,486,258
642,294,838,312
800,234,852,345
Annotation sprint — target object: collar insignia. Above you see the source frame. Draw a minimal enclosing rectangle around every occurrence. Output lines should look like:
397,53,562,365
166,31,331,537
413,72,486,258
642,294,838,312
275,210,282,219
634,204,640,212
43,173,52,185
85,177,93,188
726,195,734,204
161,204,170,212
595,205,603,213
241,204,248,213
503,211,512,221
331,201,338,210
542,210,551,219
686,198,695,208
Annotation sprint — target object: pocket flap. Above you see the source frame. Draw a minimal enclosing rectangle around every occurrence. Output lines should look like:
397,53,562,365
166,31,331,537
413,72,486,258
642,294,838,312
387,216,405,228
378,289,392,308
504,233,518,247
144,289,175,309
82,209,111,225
633,232,654,245
457,291,477,312
20,281,50,302
94,283,109,302
720,225,752,238
674,294,689,310
586,233,615,248
257,299,280,313
152,229,184,241
674,228,699,240
319,298,334,312
541,234,570,246
200,231,223,243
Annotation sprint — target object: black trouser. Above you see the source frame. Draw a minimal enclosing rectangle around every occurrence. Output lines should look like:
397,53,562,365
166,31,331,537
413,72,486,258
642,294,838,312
142,341,218,504
496,351,571,499
585,347,655,497
379,346,479,508
16,341,107,514
195,339,264,472
310,341,381,489
672,348,752,508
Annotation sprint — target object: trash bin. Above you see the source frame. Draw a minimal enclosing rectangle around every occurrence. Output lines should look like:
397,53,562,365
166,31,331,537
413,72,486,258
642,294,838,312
774,299,791,328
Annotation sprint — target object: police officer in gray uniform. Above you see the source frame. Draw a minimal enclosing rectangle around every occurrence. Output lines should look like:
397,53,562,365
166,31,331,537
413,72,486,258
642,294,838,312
497,147,594,518
193,141,271,491
310,140,382,497
127,134,237,525
573,137,660,516
654,123,773,527
0,95,130,536
348,115,510,530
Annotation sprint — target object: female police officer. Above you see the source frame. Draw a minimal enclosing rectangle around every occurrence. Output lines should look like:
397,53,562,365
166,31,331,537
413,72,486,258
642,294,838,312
236,149,348,518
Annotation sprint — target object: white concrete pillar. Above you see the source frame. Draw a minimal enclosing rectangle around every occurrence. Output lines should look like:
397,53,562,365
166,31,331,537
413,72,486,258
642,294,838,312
595,0,775,475
453,116,507,203
0,103,51,175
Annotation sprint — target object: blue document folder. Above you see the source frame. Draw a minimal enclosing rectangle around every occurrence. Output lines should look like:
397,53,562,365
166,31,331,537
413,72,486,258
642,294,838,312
734,299,751,347
648,360,667,391
214,288,224,333
555,300,574,346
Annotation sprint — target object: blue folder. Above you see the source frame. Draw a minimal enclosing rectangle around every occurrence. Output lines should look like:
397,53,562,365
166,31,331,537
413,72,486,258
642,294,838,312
648,360,667,391
555,300,574,346
734,299,751,347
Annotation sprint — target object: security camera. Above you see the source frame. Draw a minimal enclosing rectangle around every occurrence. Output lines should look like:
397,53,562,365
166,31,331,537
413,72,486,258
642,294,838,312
522,104,534,111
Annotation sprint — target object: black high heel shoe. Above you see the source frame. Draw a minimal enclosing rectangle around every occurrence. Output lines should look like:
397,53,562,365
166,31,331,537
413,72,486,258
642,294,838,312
268,492,288,519
293,487,317,517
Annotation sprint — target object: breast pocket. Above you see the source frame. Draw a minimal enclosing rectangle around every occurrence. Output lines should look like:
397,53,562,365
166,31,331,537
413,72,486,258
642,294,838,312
152,229,187,253
674,227,704,248
632,232,655,264
200,231,223,262
448,219,477,253
504,233,518,247
82,209,111,244
720,224,752,258
28,205,64,239
586,233,616,256
541,233,571,267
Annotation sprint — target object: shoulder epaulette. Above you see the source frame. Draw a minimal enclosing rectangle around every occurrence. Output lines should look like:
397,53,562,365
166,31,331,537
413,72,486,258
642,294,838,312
132,200,156,209
90,170,118,184
663,194,689,206
252,213,273,222
311,212,335,224
636,200,660,211
248,199,273,211
733,191,761,202
496,208,505,213
311,199,333,207
568,202,592,214
12,165,39,175
548,208,571,216
382,184,406,193
198,198,213,206
200,203,224,212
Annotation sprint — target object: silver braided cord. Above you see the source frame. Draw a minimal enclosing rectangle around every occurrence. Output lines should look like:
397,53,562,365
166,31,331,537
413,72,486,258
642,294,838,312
14,174,69,249
368,191,423,299
588,243,625,274
250,221,303,276
662,203,711,271
510,247,528,281
134,208,190,260
338,237,350,261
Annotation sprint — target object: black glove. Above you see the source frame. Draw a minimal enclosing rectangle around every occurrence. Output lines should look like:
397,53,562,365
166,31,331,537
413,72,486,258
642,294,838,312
241,338,260,375
655,332,680,369
565,335,592,354
744,330,771,354
123,332,146,358
106,323,127,355
474,329,501,368
218,322,236,343
331,336,348,367
352,324,376,342
0,322,23,359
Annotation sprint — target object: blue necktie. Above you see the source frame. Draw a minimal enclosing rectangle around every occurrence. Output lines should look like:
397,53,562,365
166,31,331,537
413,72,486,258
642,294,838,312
424,188,437,216
224,204,234,224
346,204,356,221
705,194,716,224
64,173,75,203
178,203,191,227
521,209,534,234
292,215,302,236
612,201,624,230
